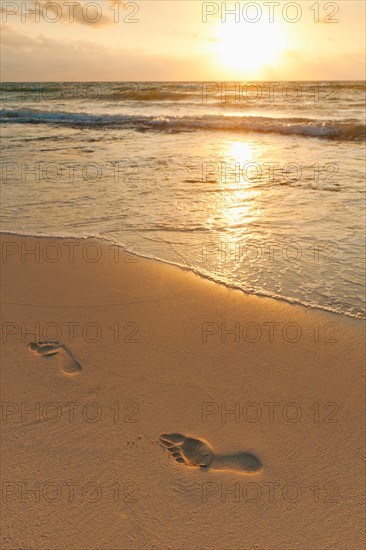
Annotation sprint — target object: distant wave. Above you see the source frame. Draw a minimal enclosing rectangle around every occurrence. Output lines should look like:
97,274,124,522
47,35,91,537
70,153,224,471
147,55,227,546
114,89,195,102
1,109,365,141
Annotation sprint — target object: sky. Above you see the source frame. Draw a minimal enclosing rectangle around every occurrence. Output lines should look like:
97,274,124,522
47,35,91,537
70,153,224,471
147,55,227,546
1,0,365,81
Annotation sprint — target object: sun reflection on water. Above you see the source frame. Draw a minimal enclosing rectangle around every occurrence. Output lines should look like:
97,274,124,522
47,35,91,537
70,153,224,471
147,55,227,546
228,140,253,164
216,140,262,231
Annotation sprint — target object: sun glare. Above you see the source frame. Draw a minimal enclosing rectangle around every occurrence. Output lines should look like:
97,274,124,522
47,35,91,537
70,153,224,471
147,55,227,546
214,21,287,76
228,141,253,164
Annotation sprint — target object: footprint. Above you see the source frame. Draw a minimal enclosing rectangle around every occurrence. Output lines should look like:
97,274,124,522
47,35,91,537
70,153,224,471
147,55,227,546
159,433,262,474
28,341,81,375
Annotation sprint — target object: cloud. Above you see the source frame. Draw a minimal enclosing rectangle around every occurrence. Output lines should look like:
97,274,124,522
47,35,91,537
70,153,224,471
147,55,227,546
1,8,365,81
0,24,39,48
1,0,121,27
279,49,366,80
2,26,365,81
0,26,215,81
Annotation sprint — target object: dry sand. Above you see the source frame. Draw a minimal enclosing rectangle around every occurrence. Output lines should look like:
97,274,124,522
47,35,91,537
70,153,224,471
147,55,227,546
1,233,365,550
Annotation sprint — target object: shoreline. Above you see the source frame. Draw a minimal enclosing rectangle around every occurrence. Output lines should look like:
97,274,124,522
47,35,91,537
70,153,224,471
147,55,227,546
1,230,364,321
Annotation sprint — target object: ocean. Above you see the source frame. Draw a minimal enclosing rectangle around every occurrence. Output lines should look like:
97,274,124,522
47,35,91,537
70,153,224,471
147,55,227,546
1,81,365,318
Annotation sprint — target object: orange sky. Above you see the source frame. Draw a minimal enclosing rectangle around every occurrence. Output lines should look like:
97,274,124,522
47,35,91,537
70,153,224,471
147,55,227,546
1,0,365,81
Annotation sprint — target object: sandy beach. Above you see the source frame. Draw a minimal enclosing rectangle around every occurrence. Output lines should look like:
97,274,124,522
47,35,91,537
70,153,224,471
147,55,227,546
2,1,365,547
0,232,364,549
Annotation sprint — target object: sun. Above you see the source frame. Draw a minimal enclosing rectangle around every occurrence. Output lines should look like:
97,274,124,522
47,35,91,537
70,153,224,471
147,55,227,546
214,21,287,76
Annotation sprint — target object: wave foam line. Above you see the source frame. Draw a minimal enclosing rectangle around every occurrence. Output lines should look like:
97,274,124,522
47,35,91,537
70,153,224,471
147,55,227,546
1,109,365,141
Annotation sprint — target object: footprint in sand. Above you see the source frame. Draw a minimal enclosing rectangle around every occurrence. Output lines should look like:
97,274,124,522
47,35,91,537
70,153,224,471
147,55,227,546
159,433,262,474
28,341,81,375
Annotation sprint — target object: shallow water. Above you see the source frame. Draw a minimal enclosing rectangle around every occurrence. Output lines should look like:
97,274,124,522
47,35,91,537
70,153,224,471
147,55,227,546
1,81,365,317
